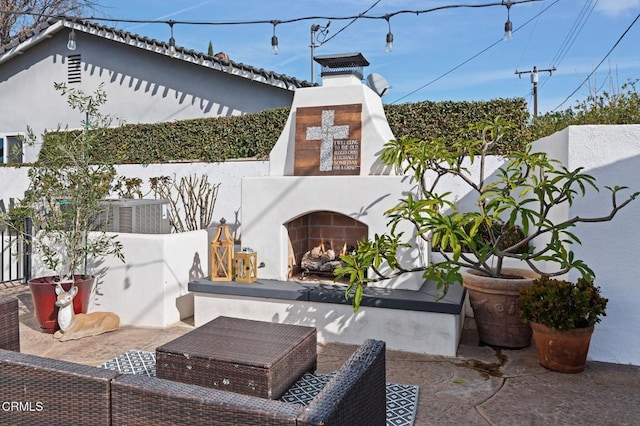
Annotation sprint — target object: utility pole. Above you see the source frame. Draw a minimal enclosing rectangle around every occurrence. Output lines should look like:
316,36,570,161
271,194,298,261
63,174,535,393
515,66,556,119
310,22,330,84
310,24,320,84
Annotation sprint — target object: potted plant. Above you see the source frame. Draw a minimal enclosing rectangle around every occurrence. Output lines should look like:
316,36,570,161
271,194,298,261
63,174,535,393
336,116,637,348
17,83,123,333
518,276,607,373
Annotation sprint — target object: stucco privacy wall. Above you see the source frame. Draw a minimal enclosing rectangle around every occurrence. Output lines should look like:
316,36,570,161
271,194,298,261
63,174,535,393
113,162,269,234
2,125,640,364
0,161,269,234
27,230,208,327
533,125,640,365
0,167,29,201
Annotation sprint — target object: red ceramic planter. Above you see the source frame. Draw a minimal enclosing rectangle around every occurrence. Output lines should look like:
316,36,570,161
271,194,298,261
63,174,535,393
28,275,95,334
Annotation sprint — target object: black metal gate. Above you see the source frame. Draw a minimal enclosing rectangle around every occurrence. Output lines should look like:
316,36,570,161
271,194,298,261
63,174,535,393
0,217,31,284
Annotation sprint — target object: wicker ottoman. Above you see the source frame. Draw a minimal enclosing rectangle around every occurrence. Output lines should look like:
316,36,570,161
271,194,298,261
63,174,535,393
156,316,317,399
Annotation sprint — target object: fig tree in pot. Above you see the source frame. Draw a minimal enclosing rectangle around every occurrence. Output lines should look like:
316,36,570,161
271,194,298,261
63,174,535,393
518,276,607,373
20,83,124,333
336,116,637,348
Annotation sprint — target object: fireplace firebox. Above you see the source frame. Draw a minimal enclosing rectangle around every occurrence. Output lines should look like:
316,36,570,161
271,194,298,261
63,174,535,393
286,211,368,278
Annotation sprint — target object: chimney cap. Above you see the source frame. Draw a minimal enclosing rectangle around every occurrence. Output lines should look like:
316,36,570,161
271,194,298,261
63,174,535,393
314,53,369,80
313,52,370,68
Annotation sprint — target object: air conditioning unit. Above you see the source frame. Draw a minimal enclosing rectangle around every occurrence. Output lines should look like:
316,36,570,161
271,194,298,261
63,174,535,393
98,199,171,234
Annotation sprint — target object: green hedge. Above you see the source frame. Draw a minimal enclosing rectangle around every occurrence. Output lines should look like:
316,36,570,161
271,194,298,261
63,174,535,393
41,98,530,164
385,98,530,153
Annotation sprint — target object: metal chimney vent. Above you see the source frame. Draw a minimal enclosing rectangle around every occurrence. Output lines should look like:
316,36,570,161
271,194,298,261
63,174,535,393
314,52,369,80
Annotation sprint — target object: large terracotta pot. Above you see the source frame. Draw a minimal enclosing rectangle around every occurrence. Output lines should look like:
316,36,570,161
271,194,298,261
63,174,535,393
28,275,95,334
530,321,594,373
462,267,539,348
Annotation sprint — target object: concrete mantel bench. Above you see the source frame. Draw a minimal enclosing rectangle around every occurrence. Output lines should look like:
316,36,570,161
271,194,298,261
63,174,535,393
189,278,466,356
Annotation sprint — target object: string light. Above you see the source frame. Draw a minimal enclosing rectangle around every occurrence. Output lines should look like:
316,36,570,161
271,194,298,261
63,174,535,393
390,0,559,104
503,1,513,41
1,0,541,55
384,15,393,53
67,28,76,50
271,20,279,55
168,20,176,53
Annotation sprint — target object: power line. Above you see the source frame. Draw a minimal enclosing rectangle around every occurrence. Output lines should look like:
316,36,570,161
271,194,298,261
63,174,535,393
515,0,545,69
390,40,502,105
549,0,596,67
320,0,383,46
308,0,383,83
2,0,546,102
390,0,559,104
551,11,640,112
539,0,596,88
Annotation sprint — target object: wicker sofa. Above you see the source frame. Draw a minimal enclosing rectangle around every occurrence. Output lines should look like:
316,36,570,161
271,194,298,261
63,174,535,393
0,296,386,425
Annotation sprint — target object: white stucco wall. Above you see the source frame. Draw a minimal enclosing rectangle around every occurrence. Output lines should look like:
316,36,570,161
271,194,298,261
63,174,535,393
194,293,462,356
2,124,640,364
28,230,208,327
533,125,640,365
113,161,269,237
0,160,269,238
90,230,208,327
0,167,29,202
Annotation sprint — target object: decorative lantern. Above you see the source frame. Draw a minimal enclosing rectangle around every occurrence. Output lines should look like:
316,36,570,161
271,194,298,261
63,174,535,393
210,218,234,281
234,249,258,283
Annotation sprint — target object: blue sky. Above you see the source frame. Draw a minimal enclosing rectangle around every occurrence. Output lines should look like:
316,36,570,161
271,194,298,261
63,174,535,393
96,0,640,115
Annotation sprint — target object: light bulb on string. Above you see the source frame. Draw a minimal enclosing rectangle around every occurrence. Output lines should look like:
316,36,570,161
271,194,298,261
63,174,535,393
67,29,76,51
503,1,513,41
271,21,279,55
384,15,393,53
168,20,176,54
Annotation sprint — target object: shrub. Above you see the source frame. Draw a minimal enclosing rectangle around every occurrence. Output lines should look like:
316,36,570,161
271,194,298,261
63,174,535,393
518,276,608,330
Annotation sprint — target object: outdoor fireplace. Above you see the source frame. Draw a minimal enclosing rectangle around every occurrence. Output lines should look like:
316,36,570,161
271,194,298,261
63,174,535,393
285,211,368,279
193,53,466,358
240,53,425,291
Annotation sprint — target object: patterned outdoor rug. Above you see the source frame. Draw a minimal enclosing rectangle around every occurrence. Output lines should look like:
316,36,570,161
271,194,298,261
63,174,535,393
99,350,419,426
280,371,418,426
99,349,157,377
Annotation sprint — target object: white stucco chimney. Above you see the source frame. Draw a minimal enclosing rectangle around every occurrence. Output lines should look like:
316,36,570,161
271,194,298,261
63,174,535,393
269,52,395,176
243,52,425,290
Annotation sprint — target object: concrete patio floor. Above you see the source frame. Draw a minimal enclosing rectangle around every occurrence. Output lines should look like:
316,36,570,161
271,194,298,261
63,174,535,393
4,281,640,425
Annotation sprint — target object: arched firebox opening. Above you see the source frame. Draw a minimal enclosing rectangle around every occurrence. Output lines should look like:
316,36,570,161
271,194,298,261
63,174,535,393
285,211,368,280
